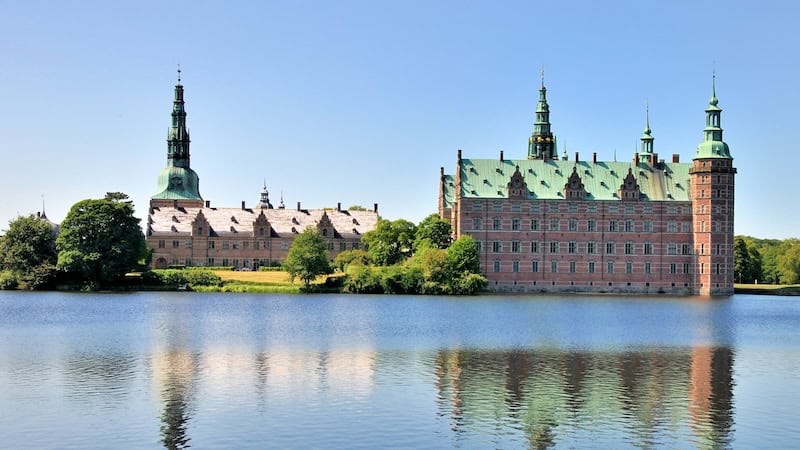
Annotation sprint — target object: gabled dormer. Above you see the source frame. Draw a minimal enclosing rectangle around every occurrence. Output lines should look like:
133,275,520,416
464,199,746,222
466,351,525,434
506,166,528,200
252,210,273,238
316,211,337,238
563,166,586,200
191,210,210,236
619,168,641,201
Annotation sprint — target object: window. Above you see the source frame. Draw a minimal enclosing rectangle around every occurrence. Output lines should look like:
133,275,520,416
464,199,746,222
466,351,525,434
588,219,596,232
608,205,619,214
683,263,691,274
607,261,614,274
549,203,559,213
322,229,328,237
682,222,691,233
492,241,502,253
569,203,578,213
472,202,483,211
473,218,482,230
493,218,501,230
644,242,653,255
701,221,706,232
232,242,239,249
531,203,541,213
512,241,521,253
254,241,260,250
511,202,521,212
493,260,501,272
531,219,540,231
222,258,229,266
185,258,192,267
493,202,502,212
668,243,677,255
701,243,705,255
352,242,360,250
208,240,215,249
715,221,722,232
475,241,482,253
158,240,165,249
531,261,539,273
512,218,520,230
668,205,677,214
587,204,597,213
625,220,634,232
569,261,577,273
645,262,651,274
551,260,558,273
172,240,179,249
243,241,249,250
569,218,577,231
568,241,576,254
644,220,653,232
340,242,347,251
550,218,559,231
626,262,633,274
643,205,653,214
185,240,192,249
587,242,596,254
208,258,215,266
668,221,677,233
512,260,520,273
625,242,634,255
670,263,677,274
682,243,691,255
530,241,539,253
550,241,559,253
222,241,230,250
588,261,596,273
715,243,721,255
625,205,634,214
606,242,615,254
281,241,290,250
609,220,618,232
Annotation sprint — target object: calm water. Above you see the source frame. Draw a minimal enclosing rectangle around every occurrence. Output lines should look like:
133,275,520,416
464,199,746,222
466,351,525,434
0,292,799,449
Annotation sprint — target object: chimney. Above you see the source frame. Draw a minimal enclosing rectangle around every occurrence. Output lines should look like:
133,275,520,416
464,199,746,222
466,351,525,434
337,202,341,212
173,200,178,209
500,150,504,162
592,152,597,164
457,149,462,161
672,154,680,163
440,166,444,178
241,201,246,210
373,203,379,213
205,200,210,208
634,152,640,166
297,202,301,211
575,151,579,163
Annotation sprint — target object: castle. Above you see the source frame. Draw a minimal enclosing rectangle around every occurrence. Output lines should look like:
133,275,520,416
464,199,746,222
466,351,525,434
439,76,735,295
146,75,378,269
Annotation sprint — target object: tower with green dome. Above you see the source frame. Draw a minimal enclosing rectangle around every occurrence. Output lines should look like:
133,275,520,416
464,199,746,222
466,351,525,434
151,69,204,208
690,74,736,295
527,70,557,160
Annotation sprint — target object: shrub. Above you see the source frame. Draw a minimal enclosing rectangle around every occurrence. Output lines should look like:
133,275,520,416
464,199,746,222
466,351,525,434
149,269,222,287
0,271,18,290
342,264,382,294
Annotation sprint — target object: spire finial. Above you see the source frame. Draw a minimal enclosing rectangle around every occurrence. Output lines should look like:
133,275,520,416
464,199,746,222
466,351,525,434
645,99,651,134
540,66,545,88
41,194,46,219
177,64,182,84
710,66,719,106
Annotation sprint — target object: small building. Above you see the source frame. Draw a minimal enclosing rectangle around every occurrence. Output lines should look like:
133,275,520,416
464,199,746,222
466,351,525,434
440,76,735,295
146,74,378,269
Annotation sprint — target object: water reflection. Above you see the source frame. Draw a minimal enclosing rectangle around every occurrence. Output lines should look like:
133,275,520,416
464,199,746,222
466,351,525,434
434,346,734,449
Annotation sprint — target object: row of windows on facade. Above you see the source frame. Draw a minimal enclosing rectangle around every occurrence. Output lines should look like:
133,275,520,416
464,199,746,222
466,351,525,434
168,258,279,268
491,260,726,275
468,201,728,215
157,239,361,251
476,240,726,256
471,217,727,234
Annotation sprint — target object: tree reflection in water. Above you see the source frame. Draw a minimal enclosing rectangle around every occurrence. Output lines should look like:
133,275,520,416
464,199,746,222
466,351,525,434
434,346,734,449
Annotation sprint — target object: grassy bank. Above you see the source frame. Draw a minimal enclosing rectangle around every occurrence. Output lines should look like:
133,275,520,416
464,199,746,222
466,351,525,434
189,270,332,293
734,283,800,296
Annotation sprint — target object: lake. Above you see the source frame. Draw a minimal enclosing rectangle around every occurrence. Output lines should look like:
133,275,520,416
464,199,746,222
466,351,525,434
0,292,798,449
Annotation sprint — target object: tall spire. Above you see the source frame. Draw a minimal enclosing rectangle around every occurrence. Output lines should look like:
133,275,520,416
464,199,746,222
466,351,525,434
527,67,556,160
639,101,655,162
167,68,190,168
258,180,273,209
695,71,730,160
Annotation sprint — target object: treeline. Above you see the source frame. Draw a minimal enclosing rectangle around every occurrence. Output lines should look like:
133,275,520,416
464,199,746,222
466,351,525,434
283,214,487,295
735,236,800,284
0,193,149,290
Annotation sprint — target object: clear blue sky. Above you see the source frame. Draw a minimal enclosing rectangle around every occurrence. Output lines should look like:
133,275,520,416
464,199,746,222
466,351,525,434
1,1,797,239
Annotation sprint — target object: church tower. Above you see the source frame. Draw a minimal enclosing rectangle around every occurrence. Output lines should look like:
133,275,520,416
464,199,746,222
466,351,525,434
151,68,204,208
527,70,557,160
690,75,736,295
639,105,656,164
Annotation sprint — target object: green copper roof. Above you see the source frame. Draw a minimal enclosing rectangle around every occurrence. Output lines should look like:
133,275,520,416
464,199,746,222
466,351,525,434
694,140,731,159
152,166,202,200
441,174,456,209
458,158,691,202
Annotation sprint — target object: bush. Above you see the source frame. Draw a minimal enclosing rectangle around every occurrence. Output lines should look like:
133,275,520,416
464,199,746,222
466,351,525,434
0,271,18,290
452,273,488,295
149,269,222,287
342,264,383,294
19,264,58,290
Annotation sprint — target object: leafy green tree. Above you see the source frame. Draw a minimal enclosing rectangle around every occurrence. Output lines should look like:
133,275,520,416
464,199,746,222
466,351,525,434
776,239,800,284
282,228,332,288
734,237,752,283
362,219,417,266
447,235,480,275
56,197,148,288
414,214,452,250
0,214,58,289
333,249,371,272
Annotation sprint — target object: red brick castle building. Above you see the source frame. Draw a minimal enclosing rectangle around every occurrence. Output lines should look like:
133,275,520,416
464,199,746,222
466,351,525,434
439,76,735,295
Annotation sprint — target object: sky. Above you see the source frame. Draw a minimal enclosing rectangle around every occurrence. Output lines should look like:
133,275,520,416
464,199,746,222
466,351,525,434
1,1,798,239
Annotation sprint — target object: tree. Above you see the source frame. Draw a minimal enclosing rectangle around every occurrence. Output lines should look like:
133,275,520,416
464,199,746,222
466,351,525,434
446,235,480,275
56,196,147,287
0,214,58,289
776,239,800,284
734,237,752,283
415,214,452,250
282,228,332,288
362,219,417,266
333,249,371,272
